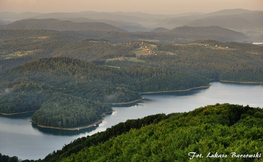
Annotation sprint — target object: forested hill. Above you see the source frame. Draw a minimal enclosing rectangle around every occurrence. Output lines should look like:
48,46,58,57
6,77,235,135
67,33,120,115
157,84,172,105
167,26,248,41
0,19,126,32
151,27,169,32
71,26,249,42
0,21,5,26
106,40,263,83
186,11,263,30
40,104,263,162
0,29,87,40
0,57,209,128
0,31,137,69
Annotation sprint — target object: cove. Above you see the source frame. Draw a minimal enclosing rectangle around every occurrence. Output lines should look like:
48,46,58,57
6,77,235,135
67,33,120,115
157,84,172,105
0,82,262,160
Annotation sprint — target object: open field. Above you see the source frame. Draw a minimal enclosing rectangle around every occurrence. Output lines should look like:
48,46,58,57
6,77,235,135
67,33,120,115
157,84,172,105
138,38,160,43
0,50,36,60
157,50,176,55
133,48,153,57
106,57,145,63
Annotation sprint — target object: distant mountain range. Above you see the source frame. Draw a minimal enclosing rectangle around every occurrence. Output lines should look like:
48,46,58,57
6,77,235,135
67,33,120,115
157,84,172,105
0,19,11,25
151,27,169,32
1,9,262,33
0,18,249,42
57,17,150,32
167,26,248,41
0,19,126,32
157,9,263,31
187,12,263,30
1,8,261,41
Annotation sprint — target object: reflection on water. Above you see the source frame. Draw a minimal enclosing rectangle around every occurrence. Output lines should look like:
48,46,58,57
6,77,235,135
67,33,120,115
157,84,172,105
113,86,209,107
0,112,34,119
142,87,208,96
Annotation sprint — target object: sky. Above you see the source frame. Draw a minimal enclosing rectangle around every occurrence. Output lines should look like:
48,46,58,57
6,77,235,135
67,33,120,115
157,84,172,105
0,0,262,14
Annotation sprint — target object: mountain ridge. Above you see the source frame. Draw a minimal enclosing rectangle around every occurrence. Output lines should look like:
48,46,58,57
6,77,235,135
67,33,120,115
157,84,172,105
187,11,263,30
167,26,249,41
0,18,126,32
1,9,262,32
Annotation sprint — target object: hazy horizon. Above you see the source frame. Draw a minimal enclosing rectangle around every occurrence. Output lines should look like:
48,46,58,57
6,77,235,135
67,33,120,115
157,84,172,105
0,0,262,14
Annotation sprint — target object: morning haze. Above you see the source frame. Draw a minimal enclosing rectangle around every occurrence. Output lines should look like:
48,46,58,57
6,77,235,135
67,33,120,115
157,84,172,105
0,0,262,14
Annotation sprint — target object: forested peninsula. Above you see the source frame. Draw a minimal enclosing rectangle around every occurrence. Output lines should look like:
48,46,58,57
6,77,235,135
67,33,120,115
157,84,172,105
0,57,209,128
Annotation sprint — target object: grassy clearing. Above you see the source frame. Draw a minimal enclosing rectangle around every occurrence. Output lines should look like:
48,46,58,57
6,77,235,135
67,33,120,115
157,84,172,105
134,48,176,57
106,57,145,63
104,65,120,69
138,39,160,43
0,50,36,60
29,36,49,39
157,51,176,55
128,57,145,62
173,43,186,46
149,44,157,48
246,51,260,55
187,43,205,46
133,48,152,57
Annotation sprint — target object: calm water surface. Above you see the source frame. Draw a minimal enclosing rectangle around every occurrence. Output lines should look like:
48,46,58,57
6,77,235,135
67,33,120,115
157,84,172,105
0,82,263,160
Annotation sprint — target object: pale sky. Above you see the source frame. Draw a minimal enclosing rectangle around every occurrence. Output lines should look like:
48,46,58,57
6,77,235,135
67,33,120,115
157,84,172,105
0,0,262,14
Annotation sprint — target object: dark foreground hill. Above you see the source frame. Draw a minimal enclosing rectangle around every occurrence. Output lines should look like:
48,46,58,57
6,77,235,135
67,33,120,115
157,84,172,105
0,19,126,32
38,103,263,162
1,104,262,161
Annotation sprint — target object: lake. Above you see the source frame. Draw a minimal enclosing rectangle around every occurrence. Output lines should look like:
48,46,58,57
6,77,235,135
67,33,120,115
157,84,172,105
0,82,263,160
253,42,263,45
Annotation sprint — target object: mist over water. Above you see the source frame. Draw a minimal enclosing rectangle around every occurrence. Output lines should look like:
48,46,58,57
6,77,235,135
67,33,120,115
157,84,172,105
0,82,262,160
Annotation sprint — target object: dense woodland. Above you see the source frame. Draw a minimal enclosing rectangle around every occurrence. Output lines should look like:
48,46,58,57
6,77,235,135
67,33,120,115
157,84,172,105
40,104,263,162
107,40,263,82
0,57,208,128
0,153,36,162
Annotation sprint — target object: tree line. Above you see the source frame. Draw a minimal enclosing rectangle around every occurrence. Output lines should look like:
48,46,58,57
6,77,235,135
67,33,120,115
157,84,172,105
0,57,209,128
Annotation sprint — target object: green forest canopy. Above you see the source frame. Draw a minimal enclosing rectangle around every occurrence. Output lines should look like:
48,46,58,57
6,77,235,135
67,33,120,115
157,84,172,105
106,40,263,82
40,103,263,162
0,57,209,128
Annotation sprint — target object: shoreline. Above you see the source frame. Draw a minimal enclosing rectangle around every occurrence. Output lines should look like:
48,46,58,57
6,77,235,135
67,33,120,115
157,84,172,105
2,81,261,130
30,110,115,131
108,98,144,105
220,80,263,84
139,85,210,95
31,119,103,131
102,110,115,116
0,110,38,116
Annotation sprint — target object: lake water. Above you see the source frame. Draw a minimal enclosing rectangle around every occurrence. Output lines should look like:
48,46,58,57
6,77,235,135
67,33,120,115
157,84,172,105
253,42,263,45
0,82,263,160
